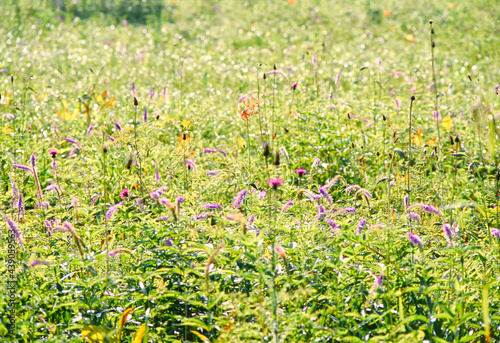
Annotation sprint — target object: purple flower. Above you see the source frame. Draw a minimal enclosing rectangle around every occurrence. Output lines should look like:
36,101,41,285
281,201,294,213
312,52,317,69
203,203,222,210
443,224,453,246
113,121,122,131
346,185,360,192
408,232,423,248
120,188,130,198
1,212,23,246
356,218,367,234
326,219,340,232
232,189,247,209
60,137,81,149
28,260,51,267
370,274,384,294
143,106,147,122
44,220,53,236
206,170,219,176
258,190,267,199
12,164,32,173
30,154,36,169
217,149,227,157
395,98,400,112
335,66,342,86
409,87,416,92
203,148,217,153
166,238,174,246
157,215,171,221
176,196,184,204
344,207,357,213
163,87,167,98
131,82,136,96
150,89,154,100
421,204,443,216
319,187,333,204
155,162,160,184
193,212,210,221
317,204,326,221
311,158,321,170
432,110,441,120
106,202,124,221
87,124,94,136
491,228,500,241
291,82,298,90
247,214,255,228
105,134,115,142
404,195,409,208
409,212,421,221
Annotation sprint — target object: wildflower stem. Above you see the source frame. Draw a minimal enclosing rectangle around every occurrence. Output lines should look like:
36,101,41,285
408,96,415,232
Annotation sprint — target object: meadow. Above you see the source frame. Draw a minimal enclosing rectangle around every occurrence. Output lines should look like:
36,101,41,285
0,0,499,342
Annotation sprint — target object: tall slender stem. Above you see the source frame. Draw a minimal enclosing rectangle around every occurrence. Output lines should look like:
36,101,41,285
408,96,415,232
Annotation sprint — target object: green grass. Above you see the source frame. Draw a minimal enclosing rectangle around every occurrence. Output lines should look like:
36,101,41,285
0,0,499,342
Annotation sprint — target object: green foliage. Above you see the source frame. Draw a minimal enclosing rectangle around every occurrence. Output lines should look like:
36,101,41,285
0,0,499,342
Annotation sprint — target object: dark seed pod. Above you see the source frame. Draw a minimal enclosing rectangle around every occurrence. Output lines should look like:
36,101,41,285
382,114,386,121
263,73,266,80
351,143,355,149
411,95,416,101
429,19,433,24
126,154,133,169
432,42,435,48
133,97,138,107
431,28,434,34
376,152,380,156
455,135,460,143
449,135,454,145
182,133,187,140
263,143,270,157
103,146,108,154
273,152,280,166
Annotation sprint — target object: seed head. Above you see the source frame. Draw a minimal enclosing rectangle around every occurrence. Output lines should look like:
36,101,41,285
133,97,138,107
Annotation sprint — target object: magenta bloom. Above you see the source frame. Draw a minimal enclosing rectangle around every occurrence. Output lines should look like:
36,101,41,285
120,188,130,198
408,232,423,248
182,159,197,171
296,168,307,176
268,178,284,190
291,82,298,90
49,149,58,157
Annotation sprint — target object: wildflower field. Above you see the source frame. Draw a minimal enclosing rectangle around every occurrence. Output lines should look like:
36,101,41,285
1,0,500,341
